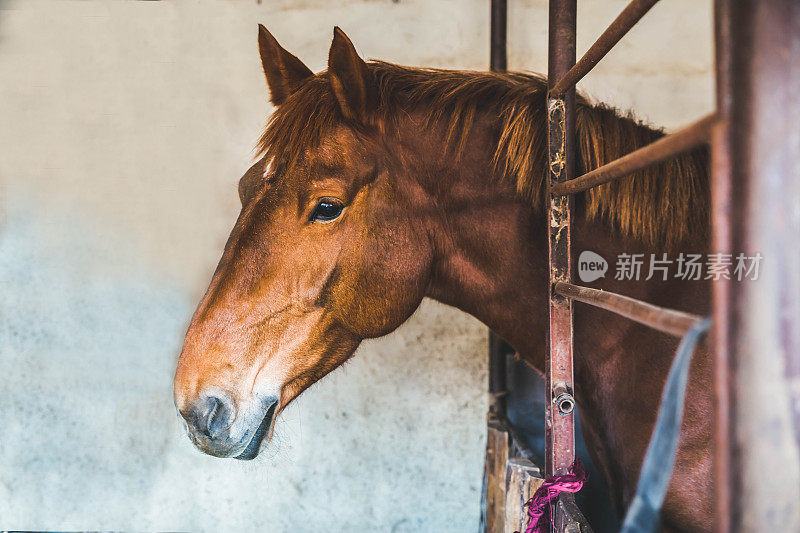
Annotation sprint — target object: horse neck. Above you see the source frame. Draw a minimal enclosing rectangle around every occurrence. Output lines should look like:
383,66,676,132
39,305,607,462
415,115,706,375
416,117,551,369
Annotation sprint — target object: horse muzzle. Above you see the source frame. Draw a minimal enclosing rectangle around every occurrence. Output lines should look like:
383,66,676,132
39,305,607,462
179,391,278,460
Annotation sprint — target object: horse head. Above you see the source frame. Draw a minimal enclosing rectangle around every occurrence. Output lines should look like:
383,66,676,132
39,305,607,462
173,27,435,459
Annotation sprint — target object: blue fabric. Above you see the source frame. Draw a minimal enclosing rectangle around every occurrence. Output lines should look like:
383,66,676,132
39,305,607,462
619,317,712,533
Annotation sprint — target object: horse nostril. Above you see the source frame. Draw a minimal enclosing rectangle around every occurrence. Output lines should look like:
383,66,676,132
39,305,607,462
191,395,234,440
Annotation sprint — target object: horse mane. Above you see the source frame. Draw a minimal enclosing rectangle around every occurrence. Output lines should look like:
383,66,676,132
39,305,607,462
258,61,709,246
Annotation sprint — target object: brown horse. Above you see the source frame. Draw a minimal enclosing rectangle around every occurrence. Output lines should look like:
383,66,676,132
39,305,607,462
173,26,712,532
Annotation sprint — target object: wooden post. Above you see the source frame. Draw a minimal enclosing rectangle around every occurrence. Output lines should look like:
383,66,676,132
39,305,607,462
504,458,543,533
484,415,511,532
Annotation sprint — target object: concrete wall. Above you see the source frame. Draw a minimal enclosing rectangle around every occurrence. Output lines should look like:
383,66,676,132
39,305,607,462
0,1,711,531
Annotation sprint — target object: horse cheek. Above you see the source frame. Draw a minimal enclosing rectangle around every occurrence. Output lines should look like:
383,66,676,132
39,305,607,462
331,225,431,339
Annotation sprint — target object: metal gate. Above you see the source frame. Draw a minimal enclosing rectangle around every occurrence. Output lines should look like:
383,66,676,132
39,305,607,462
485,0,800,531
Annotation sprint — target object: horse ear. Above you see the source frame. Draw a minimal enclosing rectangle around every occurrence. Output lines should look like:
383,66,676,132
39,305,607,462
258,24,313,106
327,27,376,122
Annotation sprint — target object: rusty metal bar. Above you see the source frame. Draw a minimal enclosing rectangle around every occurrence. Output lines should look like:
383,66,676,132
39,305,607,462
723,0,800,531
546,0,577,488
549,0,660,97
490,0,507,73
488,332,508,416
555,282,701,338
487,0,508,419
551,113,717,196
555,494,594,533
711,0,732,530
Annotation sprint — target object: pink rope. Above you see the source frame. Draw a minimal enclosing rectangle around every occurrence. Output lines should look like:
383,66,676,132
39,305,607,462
518,459,587,533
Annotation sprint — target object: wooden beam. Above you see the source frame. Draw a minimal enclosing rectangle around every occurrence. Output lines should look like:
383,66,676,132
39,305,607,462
504,458,543,533
484,415,511,532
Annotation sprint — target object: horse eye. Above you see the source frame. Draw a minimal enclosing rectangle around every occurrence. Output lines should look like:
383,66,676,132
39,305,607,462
309,199,344,223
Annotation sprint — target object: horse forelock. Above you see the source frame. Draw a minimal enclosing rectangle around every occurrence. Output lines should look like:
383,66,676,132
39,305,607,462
256,61,709,247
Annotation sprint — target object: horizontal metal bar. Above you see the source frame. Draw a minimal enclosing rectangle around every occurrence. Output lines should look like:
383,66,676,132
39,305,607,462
554,282,702,337
551,113,717,196
549,0,661,97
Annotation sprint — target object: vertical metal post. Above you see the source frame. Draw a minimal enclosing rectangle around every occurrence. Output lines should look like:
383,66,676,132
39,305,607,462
546,0,577,482
488,333,508,415
711,1,732,530
490,0,507,72
722,0,800,530
488,0,508,417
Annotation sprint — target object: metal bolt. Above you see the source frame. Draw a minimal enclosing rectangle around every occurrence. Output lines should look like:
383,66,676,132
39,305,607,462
553,382,576,416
